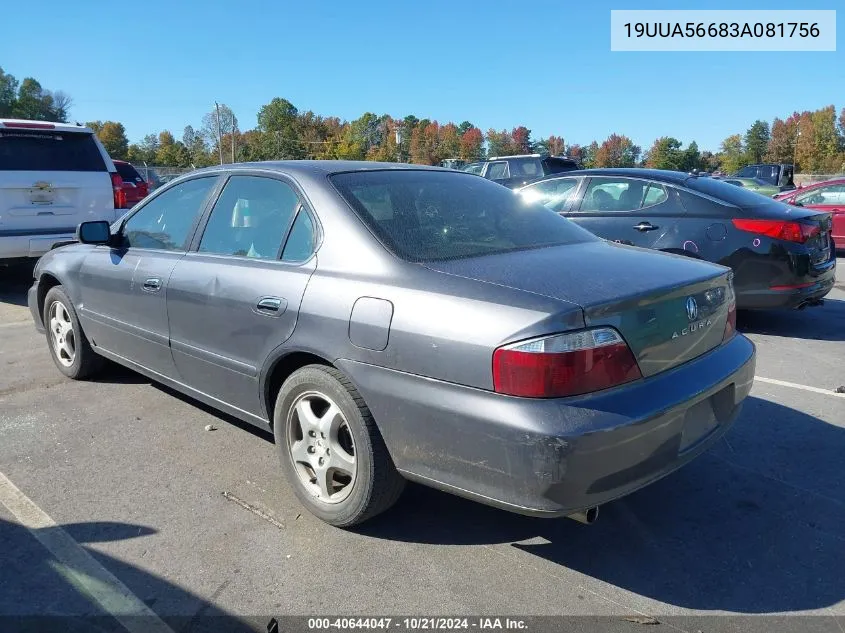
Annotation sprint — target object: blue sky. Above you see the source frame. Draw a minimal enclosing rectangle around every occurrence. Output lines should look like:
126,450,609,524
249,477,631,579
1,0,841,152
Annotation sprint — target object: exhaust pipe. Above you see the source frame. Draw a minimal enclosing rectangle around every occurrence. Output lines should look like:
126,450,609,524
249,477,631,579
567,506,599,525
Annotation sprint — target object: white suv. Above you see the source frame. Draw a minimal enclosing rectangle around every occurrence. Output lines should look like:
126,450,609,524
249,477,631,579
0,119,127,261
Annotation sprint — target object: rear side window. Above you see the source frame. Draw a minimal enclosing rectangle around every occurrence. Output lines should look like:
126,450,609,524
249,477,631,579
331,170,597,262
508,158,542,178
0,130,106,171
685,177,773,206
642,184,668,207
199,175,300,259
115,162,143,183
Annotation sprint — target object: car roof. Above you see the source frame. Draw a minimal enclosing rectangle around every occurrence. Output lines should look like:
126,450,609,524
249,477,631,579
0,118,93,134
190,160,451,177
542,168,694,184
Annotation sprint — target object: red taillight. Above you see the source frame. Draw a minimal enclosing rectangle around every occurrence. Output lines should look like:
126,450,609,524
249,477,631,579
110,172,127,209
723,299,737,342
732,218,820,244
492,328,642,398
2,121,56,129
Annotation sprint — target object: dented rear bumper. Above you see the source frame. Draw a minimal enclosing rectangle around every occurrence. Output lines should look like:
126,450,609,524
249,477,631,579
338,334,756,516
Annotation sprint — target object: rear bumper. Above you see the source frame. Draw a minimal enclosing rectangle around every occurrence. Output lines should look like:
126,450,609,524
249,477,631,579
736,255,835,309
338,334,756,517
0,232,76,260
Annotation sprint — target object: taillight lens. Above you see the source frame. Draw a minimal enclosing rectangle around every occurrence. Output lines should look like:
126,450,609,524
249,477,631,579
110,172,127,209
732,218,819,243
492,328,642,398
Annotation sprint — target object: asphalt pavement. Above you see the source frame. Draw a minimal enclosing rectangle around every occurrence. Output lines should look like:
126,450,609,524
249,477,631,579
1,259,843,633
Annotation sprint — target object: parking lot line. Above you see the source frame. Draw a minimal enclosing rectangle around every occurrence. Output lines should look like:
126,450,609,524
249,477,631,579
0,471,175,633
755,376,845,399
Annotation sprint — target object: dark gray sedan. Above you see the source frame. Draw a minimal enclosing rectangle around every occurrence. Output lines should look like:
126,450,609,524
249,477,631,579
28,161,756,527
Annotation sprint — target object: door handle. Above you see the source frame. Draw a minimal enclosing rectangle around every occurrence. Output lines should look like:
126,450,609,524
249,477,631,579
633,222,659,232
255,296,287,316
142,277,162,292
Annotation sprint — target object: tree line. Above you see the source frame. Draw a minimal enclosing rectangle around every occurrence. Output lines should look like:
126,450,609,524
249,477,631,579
3,66,844,175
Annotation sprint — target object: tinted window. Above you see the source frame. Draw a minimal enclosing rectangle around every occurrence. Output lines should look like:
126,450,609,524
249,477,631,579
542,157,579,174
123,177,217,250
486,162,509,180
115,162,143,183
736,166,759,178
199,176,299,259
642,183,668,207
579,178,646,212
519,178,578,212
508,158,542,178
462,163,484,175
0,130,106,171
331,170,597,262
685,176,774,206
282,210,316,261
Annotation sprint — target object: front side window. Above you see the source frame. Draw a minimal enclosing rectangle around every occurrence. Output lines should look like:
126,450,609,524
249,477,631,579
796,183,845,206
462,163,484,175
331,170,597,262
199,175,300,259
579,178,646,212
122,177,217,250
519,178,578,212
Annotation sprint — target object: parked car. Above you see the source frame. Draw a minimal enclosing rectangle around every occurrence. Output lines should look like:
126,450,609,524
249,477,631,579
774,178,845,250
734,163,795,191
29,161,754,527
718,177,780,198
112,160,149,207
0,118,127,262
517,168,836,310
463,153,579,189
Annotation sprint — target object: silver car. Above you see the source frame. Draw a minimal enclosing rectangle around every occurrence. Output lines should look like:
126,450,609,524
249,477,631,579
28,161,755,527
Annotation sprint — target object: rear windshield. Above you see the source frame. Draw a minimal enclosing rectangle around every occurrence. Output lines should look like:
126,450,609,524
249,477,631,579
331,170,597,262
685,176,774,206
115,162,143,182
0,129,106,171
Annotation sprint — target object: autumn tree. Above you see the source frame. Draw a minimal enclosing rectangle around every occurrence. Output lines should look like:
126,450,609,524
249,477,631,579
511,126,532,154
459,127,484,162
719,134,745,174
765,114,799,164
744,120,770,164
581,141,599,168
793,111,816,172
594,133,640,167
811,106,841,172
485,129,512,157
438,123,460,160
566,144,584,165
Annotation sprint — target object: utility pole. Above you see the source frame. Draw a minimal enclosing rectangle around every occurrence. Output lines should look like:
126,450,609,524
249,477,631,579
232,114,237,164
215,102,223,165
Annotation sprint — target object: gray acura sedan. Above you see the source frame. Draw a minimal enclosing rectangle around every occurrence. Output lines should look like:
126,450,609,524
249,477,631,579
28,161,755,527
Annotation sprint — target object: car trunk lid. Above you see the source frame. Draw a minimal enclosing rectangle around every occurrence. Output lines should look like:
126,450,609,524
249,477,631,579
738,200,833,266
424,241,733,378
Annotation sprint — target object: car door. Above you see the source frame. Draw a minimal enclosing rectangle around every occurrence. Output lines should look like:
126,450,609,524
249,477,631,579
564,176,676,248
793,182,845,244
78,176,221,377
166,173,318,417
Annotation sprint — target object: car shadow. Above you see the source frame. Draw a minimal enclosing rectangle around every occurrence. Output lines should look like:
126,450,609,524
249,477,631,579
0,518,258,632
738,297,845,341
0,262,35,308
358,396,845,614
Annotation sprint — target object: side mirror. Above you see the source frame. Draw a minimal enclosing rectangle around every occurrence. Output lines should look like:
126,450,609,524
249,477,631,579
76,220,112,245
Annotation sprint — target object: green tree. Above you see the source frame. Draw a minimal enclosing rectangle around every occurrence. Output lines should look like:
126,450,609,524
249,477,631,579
680,141,702,172
0,67,19,117
13,78,50,120
438,123,460,160
644,137,683,170
88,121,128,159
718,134,745,174
794,111,816,172
485,129,513,157
811,106,841,172
581,141,599,168
457,121,474,137
744,120,770,164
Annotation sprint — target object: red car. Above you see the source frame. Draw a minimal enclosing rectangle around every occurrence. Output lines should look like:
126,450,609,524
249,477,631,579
775,178,845,251
112,159,150,208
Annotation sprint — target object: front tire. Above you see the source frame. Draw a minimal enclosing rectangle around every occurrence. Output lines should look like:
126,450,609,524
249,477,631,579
43,286,104,380
274,364,405,527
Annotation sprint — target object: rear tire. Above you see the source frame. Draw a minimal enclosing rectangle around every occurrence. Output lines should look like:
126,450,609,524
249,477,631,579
43,286,105,380
274,364,405,527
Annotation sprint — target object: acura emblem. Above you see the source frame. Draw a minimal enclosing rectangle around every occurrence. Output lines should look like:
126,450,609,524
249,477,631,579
686,297,699,322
